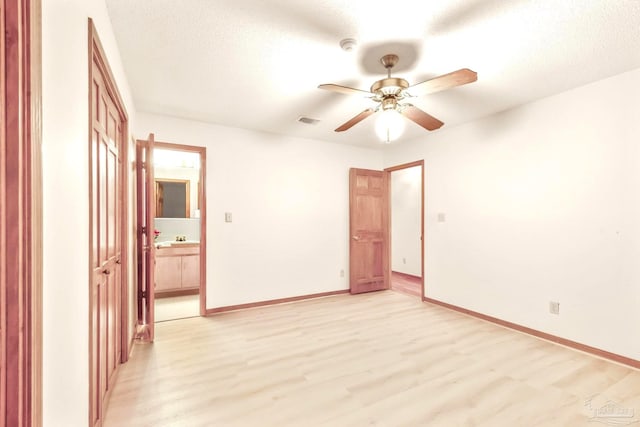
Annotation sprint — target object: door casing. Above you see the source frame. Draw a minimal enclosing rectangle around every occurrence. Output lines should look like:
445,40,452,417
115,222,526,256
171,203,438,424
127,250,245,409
135,140,207,333
1,0,43,426
154,141,207,316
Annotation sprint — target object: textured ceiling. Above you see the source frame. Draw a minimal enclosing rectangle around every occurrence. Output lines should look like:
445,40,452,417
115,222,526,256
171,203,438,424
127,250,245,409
105,0,640,147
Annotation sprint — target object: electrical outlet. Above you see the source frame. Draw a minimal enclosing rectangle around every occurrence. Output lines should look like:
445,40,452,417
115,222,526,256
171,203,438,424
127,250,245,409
340,269,345,278
549,301,560,315
403,257,406,264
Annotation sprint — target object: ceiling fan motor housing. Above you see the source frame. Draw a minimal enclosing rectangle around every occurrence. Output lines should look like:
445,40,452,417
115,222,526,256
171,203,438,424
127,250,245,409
370,77,409,96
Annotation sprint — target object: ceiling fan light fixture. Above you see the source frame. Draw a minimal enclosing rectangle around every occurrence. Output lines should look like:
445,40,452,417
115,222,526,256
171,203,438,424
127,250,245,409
375,108,404,144
318,53,477,138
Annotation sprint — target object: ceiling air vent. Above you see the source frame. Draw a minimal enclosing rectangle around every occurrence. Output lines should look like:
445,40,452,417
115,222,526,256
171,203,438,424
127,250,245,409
297,116,321,125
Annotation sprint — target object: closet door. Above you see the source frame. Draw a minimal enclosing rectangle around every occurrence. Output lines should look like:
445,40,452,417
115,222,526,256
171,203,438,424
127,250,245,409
90,26,125,426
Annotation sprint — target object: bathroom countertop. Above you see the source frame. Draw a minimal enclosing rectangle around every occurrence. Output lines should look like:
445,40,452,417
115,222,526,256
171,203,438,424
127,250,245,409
156,240,200,248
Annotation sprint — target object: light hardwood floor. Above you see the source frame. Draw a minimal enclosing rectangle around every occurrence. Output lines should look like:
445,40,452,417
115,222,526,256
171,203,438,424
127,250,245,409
105,291,640,427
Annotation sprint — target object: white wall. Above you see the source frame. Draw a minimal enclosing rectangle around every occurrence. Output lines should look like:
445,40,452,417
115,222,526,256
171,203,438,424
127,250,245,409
391,166,422,276
154,218,200,242
384,68,640,360
135,113,383,307
42,0,136,425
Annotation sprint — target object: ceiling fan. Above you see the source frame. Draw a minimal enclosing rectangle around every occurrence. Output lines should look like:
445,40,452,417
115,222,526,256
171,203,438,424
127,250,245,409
318,54,477,136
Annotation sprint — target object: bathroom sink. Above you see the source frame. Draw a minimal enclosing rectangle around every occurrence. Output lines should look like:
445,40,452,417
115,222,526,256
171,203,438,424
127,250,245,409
156,240,199,248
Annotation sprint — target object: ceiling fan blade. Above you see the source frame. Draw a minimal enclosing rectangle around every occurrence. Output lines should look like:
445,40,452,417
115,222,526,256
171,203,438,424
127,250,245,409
318,83,372,96
407,68,477,97
335,108,376,132
400,104,444,131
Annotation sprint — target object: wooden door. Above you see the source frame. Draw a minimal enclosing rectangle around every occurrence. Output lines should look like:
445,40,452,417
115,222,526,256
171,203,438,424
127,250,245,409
90,59,123,426
135,135,156,341
349,168,389,294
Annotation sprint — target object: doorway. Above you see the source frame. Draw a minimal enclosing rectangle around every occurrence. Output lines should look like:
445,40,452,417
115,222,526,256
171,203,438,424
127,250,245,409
386,161,424,299
153,146,204,322
348,162,424,298
135,140,207,337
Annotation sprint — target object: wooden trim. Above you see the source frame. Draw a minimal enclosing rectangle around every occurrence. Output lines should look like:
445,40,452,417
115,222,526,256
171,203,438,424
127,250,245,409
205,290,350,315
151,141,207,316
423,297,640,370
384,160,425,300
384,160,424,173
88,18,130,426
390,271,421,280
29,1,42,425
155,288,199,299
1,0,42,425
88,20,128,122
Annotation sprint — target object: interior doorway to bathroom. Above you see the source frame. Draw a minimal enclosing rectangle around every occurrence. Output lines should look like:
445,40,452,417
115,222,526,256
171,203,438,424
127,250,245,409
136,140,207,329
153,144,206,323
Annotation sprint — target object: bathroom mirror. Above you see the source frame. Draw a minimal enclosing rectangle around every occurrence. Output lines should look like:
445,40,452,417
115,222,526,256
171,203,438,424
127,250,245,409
155,179,190,218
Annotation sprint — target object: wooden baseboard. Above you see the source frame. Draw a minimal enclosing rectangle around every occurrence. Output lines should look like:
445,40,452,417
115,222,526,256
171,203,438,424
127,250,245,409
155,288,199,299
423,297,640,370
206,290,350,315
391,271,422,280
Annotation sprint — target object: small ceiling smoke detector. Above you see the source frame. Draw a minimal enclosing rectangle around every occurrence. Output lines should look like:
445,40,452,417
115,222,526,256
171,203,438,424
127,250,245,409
297,116,321,125
340,38,357,52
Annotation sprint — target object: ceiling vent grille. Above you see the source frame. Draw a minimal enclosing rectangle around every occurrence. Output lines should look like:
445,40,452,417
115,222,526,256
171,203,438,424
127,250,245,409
297,116,321,125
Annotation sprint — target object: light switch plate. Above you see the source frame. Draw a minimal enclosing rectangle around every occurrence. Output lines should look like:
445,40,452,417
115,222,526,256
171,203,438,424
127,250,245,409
225,212,232,223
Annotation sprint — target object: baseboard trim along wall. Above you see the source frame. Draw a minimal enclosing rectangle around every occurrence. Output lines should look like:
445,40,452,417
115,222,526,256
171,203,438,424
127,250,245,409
206,289,350,315
391,271,422,280
423,297,640,370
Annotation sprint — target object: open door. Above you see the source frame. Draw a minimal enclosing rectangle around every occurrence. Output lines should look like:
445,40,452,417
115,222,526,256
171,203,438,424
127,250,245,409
349,168,389,294
135,134,156,341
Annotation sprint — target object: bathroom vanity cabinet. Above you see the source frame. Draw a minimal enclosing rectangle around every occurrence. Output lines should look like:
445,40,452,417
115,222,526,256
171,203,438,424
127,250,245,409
155,244,200,295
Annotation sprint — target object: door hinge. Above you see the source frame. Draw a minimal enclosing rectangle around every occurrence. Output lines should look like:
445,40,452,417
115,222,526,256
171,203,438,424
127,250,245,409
141,161,147,169
138,290,147,299
141,226,147,234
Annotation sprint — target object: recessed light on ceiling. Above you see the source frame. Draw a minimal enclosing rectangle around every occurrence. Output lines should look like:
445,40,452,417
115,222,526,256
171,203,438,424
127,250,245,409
339,38,357,52
297,116,321,125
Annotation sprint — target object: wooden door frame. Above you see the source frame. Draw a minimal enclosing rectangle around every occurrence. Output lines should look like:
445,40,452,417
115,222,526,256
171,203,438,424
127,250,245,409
88,18,130,426
152,141,207,316
384,160,425,299
1,0,43,426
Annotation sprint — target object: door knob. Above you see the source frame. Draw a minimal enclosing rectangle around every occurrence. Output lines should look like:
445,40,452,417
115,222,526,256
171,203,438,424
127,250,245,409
103,269,111,275
352,236,360,241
